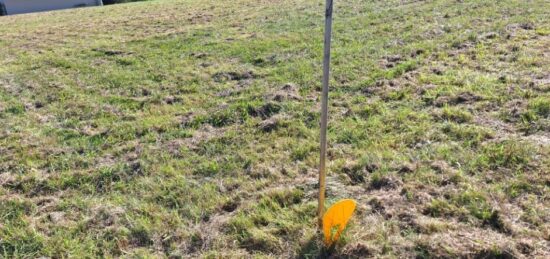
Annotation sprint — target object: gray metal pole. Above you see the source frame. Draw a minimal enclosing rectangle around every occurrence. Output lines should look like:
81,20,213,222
318,0,333,228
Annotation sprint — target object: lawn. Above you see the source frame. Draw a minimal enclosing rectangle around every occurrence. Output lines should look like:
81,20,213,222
0,0,549,257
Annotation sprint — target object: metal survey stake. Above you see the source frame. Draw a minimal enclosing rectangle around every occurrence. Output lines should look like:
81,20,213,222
318,0,333,228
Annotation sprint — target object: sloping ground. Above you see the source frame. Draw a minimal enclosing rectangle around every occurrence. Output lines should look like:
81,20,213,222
0,0,549,257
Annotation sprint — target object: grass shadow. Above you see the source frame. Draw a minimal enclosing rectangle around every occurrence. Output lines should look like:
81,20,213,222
297,233,337,259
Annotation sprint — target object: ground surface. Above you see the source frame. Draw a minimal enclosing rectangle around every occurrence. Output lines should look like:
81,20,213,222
0,0,549,258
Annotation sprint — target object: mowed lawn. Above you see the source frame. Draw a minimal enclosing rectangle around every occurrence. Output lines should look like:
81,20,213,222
0,0,549,257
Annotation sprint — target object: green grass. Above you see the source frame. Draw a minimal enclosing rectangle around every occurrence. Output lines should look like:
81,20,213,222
0,0,549,257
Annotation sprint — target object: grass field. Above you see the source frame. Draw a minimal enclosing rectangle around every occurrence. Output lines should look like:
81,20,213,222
0,0,549,257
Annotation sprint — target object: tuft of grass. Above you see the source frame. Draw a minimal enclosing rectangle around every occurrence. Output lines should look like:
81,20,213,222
424,199,457,218
425,190,493,222
441,123,494,147
438,106,473,123
227,188,314,254
453,190,493,221
475,140,533,170
527,97,550,118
